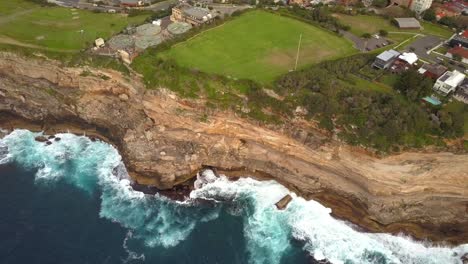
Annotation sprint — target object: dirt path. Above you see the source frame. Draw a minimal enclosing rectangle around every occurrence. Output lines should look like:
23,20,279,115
0,35,78,53
0,8,38,25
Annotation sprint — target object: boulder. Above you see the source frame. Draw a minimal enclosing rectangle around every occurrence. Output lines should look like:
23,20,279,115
34,136,48,142
275,194,292,210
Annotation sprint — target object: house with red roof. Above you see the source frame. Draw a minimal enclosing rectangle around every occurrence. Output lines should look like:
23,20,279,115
446,45,468,63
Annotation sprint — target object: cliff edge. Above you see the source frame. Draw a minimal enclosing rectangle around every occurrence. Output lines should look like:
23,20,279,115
0,52,467,244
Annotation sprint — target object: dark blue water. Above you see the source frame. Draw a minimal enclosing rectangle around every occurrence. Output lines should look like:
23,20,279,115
0,130,466,264
0,163,309,264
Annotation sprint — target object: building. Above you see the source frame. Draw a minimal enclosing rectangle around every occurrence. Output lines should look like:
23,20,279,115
393,17,422,29
433,70,465,95
288,0,311,6
417,63,448,79
449,31,468,48
446,46,468,63
120,0,144,7
171,4,215,27
372,49,400,69
398,52,418,65
435,0,468,19
94,38,105,48
453,79,468,103
410,0,433,14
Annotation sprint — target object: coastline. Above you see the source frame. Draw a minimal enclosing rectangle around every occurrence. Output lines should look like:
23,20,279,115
0,52,467,246
1,115,467,246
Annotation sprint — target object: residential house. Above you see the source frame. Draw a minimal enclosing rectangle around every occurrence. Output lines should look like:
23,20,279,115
449,30,468,48
171,4,215,27
393,18,421,29
390,52,418,73
120,0,145,7
433,70,465,95
288,0,311,6
435,0,468,19
417,63,448,79
372,49,400,69
446,45,468,63
453,79,468,103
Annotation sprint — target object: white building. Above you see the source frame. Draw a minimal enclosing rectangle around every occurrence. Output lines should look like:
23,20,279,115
398,52,418,65
433,70,465,96
410,0,433,14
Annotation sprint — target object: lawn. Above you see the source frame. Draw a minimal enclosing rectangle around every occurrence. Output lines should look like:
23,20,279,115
0,0,148,51
444,101,468,137
160,10,356,83
333,14,453,43
344,75,393,93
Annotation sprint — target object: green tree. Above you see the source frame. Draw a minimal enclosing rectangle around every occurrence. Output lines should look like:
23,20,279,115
379,29,388,36
362,33,372,38
394,69,433,101
453,53,462,62
423,8,436,22
372,0,388,8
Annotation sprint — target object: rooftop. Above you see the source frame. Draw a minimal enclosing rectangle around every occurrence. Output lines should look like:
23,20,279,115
418,63,448,76
394,17,421,28
438,70,466,87
182,6,211,20
398,52,418,64
448,46,468,58
376,49,400,61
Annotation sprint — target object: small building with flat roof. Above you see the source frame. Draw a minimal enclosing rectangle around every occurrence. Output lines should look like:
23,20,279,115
394,17,421,29
94,38,105,48
433,70,465,96
171,3,215,27
372,49,400,69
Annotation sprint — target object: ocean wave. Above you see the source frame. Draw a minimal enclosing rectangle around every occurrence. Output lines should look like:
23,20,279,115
0,129,467,264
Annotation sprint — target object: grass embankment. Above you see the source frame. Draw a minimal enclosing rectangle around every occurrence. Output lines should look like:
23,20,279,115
333,14,453,43
160,10,356,83
0,0,148,51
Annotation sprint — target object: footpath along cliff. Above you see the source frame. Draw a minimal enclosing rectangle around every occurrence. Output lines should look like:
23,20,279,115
0,52,467,244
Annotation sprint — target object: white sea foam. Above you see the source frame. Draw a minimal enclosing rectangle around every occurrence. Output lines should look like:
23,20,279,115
1,129,467,264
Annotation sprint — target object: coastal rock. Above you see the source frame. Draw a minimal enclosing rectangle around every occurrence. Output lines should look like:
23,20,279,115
34,136,48,142
275,194,292,210
1,52,467,245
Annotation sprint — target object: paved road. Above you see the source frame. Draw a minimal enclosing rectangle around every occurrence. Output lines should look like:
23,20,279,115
402,35,443,63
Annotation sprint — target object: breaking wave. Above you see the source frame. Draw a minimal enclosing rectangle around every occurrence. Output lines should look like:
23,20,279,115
1,129,467,264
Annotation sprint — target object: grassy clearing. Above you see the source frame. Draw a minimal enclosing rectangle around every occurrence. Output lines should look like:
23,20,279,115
445,101,468,136
160,10,356,83
333,14,453,41
0,0,148,51
347,75,393,93
0,0,36,16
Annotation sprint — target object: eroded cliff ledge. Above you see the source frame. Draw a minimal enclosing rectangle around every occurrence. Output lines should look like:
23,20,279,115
0,52,467,244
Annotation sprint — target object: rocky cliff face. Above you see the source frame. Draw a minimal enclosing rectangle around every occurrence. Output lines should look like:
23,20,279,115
0,52,467,244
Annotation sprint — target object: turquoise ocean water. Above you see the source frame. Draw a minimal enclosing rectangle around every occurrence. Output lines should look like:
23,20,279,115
0,129,466,264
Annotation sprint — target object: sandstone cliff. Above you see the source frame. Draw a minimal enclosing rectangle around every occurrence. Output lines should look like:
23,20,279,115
0,52,467,244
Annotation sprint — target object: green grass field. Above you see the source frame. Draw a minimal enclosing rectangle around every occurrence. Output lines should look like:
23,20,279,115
161,11,356,83
333,14,453,43
0,0,148,51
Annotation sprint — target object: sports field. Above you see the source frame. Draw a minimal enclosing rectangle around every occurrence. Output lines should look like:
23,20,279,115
0,0,148,51
161,11,356,83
